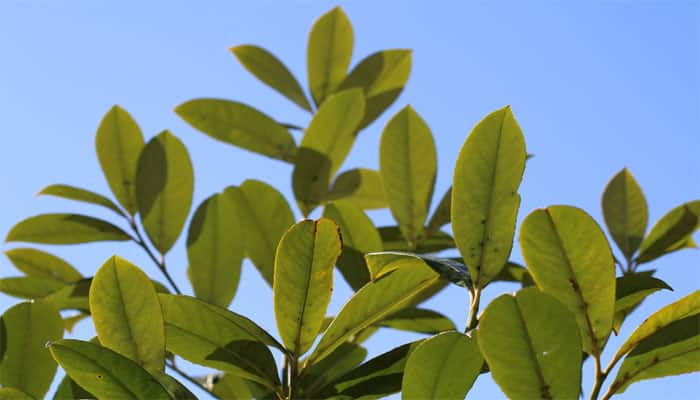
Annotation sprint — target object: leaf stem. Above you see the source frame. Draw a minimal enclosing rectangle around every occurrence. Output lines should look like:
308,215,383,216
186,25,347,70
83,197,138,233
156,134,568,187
589,355,606,400
166,359,221,399
464,287,482,333
127,216,182,294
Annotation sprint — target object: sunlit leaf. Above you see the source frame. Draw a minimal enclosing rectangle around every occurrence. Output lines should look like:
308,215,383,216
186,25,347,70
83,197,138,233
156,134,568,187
307,7,353,106
0,388,34,400
380,308,455,334
187,192,244,307
380,106,437,247
95,105,145,215
231,44,311,111
636,201,700,264
489,261,534,288
211,374,254,399
38,184,125,217
326,168,387,210
63,312,90,334
176,98,297,162
54,375,95,399
153,373,197,400
425,187,451,236
478,288,582,400
453,106,526,287
136,130,194,254
402,332,482,399
378,226,455,253
0,301,63,399
48,339,171,399
602,168,648,260
44,278,92,311
274,218,342,356
4,248,82,283
5,214,131,244
90,256,165,373
0,276,65,299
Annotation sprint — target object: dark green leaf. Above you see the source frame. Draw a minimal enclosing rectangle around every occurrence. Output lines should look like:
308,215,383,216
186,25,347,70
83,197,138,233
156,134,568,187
293,89,365,216
48,339,171,399
301,343,367,397
636,201,700,264
613,273,672,334
95,105,145,215
153,373,197,400
365,252,470,289
231,44,311,111
452,106,526,287
176,98,297,163
38,184,125,217
378,226,455,253
379,106,437,246
90,256,165,373
4,248,82,283
274,219,342,356
478,288,582,400
402,332,482,399
380,307,455,334
602,168,648,260
54,375,95,399
136,130,194,254
326,168,387,210
5,214,131,244
0,301,63,399
307,7,353,106
323,201,382,290
187,192,244,307
0,277,65,299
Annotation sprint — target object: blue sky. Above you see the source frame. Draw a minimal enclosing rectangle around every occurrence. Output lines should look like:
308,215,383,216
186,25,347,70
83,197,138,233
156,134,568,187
1,0,698,398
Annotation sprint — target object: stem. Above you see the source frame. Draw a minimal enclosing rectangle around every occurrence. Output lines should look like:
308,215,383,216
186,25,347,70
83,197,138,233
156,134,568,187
589,355,605,400
166,360,221,399
127,217,182,294
464,287,482,333
285,356,298,400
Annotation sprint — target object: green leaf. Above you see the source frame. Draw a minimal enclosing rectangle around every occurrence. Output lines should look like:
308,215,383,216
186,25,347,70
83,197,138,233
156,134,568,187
613,273,672,334
402,332,482,400
452,106,526,287
310,257,442,364
4,248,82,283
95,105,145,215
136,130,194,254
90,256,165,373
43,278,92,311
602,168,648,260
48,339,171,399
0,276,66,299
608,291,700,394
224,180,295,286
231,44,312,111
211,374,254,399
5,214,131,244
274,218,342,356
175,98,297,162
38,184,126,217
338,49,412,129
292,89,365,216
380,308,455,334
425,187,452,236
323,201,382,290
153,373,197,400
326,168,388,210
63,312,90,334
307,6,353,106
636,201,700,264
54,375,95,399
365,252,470,289
378,226,455,253
187,192,244,307
379,106,437,246
520,206,616,355
490,261,534,288
158,294,283,388
477,288,582,400
0,301,63,399
0,388,34,400
301,343,367,397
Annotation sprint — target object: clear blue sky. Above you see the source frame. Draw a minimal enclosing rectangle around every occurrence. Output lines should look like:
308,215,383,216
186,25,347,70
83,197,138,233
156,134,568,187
1,1,698,398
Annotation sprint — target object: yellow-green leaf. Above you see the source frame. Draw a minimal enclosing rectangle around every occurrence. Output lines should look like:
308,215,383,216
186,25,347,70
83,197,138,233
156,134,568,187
338,49,412,129
48,339,171,400
0,388,34,400
520,206,615,355
323,201,382,290
292,89,365,216
38,184,125,218
426,186,452,236
602,168,648,260
307,7,353,106
175,98,297,163
4,248,82,284
636,201,700,264
0,277,66,299
5,214,131,244
95,105,145,215
380,308,455,334
326,168,387,210
478,288,582,400
274,218,342,356
452,106,526,287
211,374,253,399
402,332,482,400
187,192,244,307
54,375,95,399
136,130,194,254
380,106,437,247
231,44,311,111
0,301,63,399
301,343,367,397
613,272,672,334
89,256,165,373
378,226,455,254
